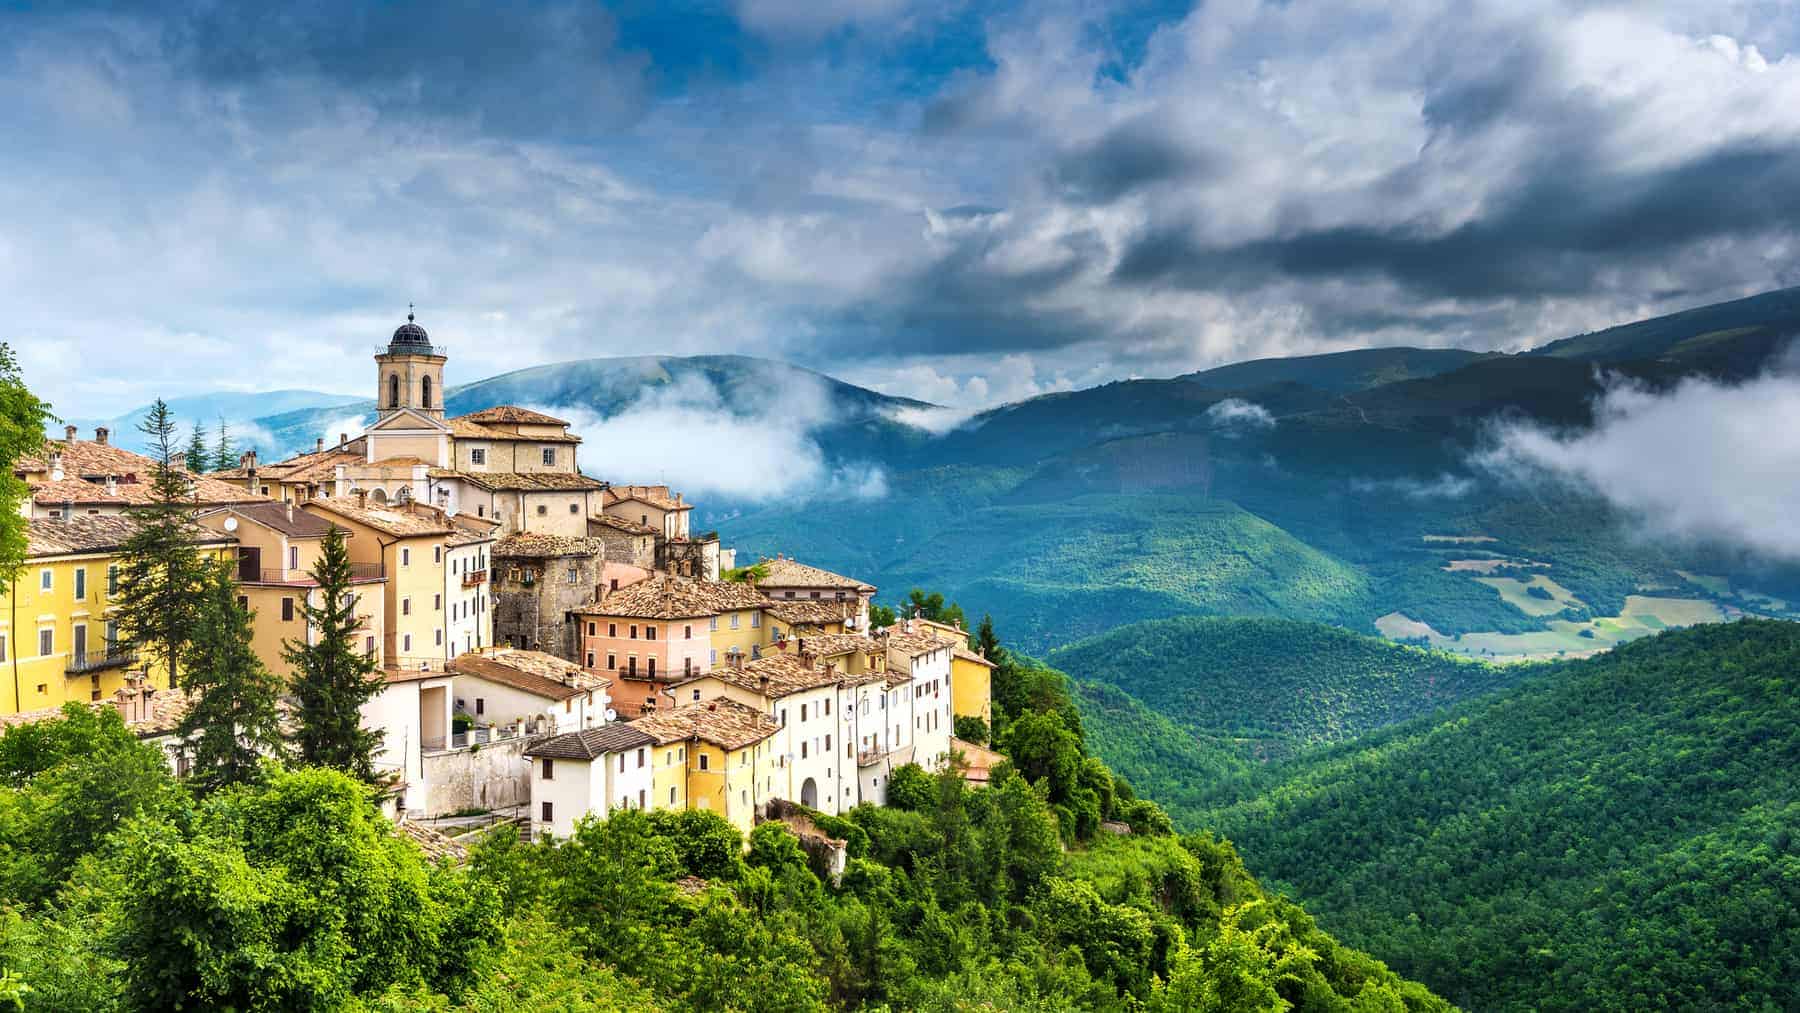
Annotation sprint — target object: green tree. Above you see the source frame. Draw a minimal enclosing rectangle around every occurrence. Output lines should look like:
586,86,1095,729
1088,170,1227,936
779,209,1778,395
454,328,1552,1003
905,588,966,630
284,525,385,780
0,345,50,583
884,763,935,811
178,560,287,792
210,417,235,473
113,399,207,689
868,601,897,629
975,613,1004,663
954,715,989,744
183,420,209,473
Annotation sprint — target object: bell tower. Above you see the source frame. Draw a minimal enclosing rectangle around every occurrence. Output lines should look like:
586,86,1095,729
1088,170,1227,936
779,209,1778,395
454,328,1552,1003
375,306,447,422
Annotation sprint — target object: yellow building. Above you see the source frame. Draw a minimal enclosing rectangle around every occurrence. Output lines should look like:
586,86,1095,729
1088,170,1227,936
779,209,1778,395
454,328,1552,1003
630,698,782,834
195,503,386,679
1,516,234,715
917,618,995,726
302,496,459,671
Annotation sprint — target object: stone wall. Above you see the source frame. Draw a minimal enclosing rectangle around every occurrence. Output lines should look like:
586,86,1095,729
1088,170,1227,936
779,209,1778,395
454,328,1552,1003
493,547,603,661
419,736,533,817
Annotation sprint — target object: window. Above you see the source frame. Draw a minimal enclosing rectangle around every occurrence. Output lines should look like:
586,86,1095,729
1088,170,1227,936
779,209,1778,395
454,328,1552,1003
824,699,831,715
401,547,411,567
801,741,808,759
470,448,486,465
669,786,677,805
709,649,717,665
0,636,6,662
106,565,117,596
646,625,657,641
38,569,50,592
365,636,375,655
629,624,638,639
587,622,595,636
684,624,692,639
421,374,433,409
290,546,300,570
38,628,52,656
402,598,411,616
541,801,553,822
433,546,442,564
692,688,701,701
647,657,656,677
729,613,740,630
751,612,760,628
638,788,646,808
435,629,443,646
433,593,441,610
542,447,556,466
699,753,709,771
536,504,547,516
476,698,485,715
73,568,85,600
781,708,788,725
476,504,485,517
826,734,832,750
541,758,554,780
402,634,412,652
566,567,578,584
709,617,718,632
811,591,820,599
569,503,579,514
586,652,595,667
606,653,616,670
637,748,645,768
800,703,808,721
627,656,637,676
281,597,294,621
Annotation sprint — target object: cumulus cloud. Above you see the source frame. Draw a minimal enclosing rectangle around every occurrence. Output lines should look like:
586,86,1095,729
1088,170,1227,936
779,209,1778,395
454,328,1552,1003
1205,398,1275,429
1479,373,1800,559
524,373,888,505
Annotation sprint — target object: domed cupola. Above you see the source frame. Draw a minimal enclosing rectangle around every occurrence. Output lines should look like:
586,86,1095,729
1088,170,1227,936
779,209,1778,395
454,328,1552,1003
388,310,432,353
374,304,447,421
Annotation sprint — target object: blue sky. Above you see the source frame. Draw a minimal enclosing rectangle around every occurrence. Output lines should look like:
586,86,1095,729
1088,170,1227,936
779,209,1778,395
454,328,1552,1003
5,0,1800,415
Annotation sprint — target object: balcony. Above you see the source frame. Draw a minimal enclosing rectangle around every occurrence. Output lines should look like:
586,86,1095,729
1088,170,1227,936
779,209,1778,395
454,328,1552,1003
65,650,137,676
238,562,386,586
461,569,487,588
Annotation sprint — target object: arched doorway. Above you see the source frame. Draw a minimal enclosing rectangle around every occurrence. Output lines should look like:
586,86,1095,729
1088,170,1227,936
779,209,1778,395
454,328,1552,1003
800,777,818,808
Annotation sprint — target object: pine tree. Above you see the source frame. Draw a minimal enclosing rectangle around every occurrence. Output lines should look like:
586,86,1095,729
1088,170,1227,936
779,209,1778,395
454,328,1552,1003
210,418,235,473
178,560,286,792
183,421,208,474
283,525,385,781
976,613,1004,662
114,400,206,689
0,344,50,583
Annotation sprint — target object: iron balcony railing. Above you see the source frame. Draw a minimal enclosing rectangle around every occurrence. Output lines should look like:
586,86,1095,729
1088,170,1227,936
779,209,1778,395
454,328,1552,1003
65,649,138,676
239,562,386,585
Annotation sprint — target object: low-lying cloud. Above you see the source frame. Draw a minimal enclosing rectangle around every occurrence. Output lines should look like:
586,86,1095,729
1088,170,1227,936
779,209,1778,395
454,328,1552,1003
1479,373,1800,560
1206,398,1276,429
1350,473,1478,500
529,373,888,505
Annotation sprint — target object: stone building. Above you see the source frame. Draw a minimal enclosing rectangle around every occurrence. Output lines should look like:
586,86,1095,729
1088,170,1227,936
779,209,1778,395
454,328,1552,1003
491,533,605,660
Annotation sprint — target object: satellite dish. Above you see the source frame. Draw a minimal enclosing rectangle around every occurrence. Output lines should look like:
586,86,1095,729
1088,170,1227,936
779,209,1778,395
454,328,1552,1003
604,708,618,722
222,517,238,532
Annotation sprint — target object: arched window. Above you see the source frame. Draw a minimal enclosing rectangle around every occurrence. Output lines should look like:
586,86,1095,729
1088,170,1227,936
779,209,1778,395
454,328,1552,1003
388,374,400,408
421,374,433,409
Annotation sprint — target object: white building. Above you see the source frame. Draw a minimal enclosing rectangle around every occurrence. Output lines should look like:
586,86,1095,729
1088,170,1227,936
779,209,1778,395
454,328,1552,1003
441,521,496,659
445,649,611,736
524,723,657,838
361,667,455,817
878,622,957,772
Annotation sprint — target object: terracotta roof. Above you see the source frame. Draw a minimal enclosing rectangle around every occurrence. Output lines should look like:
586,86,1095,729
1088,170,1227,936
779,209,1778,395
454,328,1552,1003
602,484,690,512
687,652,881,700
396,820,469,863
878,627,952,660
575,574,768,620
197,501,339,539
241,442,366,485
786,633,881,658
26,515,234,557
589,513,657,536
448,416,581,443
0,686,194,738
365,456,431,469
951,645,996,668
630,698,781,751
455,406,570,426
755,557,875,592
494,533,603,559
762,599,855,626
525,723,655,760
433,469,605,492
304,498,455,538
448,650,608,701
22,439,269,508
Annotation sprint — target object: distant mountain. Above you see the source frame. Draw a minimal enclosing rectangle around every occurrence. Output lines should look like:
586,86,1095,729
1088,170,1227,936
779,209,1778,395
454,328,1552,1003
1188,619,1800,1012
1530,284,1800,369
57,390,360,450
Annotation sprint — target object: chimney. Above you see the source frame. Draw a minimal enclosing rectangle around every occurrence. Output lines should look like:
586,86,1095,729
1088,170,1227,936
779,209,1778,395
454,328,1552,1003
63,424,76,442
48,450,62,480
94,427,109,445
355,488,368,508
759,674,770,693
240,450,257,470
339,432,349,447
104,474,117,496
316,437,325,454
285,502,294,524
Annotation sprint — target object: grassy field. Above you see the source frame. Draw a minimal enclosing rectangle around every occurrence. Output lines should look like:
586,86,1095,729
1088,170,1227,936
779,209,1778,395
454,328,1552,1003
1376,594,1728,660
1475,574,1582,616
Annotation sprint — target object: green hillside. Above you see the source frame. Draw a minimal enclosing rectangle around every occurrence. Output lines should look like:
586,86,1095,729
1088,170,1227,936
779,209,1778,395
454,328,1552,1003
1053,616,1528,762
1192,620,1800,1011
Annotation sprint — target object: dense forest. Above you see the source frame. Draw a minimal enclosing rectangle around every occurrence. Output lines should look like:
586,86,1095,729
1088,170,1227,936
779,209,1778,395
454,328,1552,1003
0,624,1447,1011
1184,621,1800,1011
1050,616,1529,762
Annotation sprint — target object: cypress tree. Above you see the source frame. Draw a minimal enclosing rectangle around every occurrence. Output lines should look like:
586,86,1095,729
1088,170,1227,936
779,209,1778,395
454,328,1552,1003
976,613,1004,663
114,400,206,689
183,421,208,474
283,524,385,782
178,559,286,792
210,418,235,473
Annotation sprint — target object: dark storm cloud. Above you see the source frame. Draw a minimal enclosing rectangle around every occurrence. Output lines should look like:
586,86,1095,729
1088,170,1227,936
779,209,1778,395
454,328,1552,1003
1115,144,1800,303
1051,116,1223,202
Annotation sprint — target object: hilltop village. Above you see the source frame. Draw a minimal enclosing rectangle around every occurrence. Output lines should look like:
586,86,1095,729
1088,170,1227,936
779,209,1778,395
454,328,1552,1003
2,314,996,841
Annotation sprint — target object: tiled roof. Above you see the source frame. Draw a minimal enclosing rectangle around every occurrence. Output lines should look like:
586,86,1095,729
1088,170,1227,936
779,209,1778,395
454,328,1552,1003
878,627,951,660
0,686,195,738
786,633,881,658
26,516,234,557
630,698,781,751
198,502,339,539
525,723,655,760
602,484,690,511
755,556,875,592
304,498,456,537
448,650,608,701
22,440,269,509
589,513,657,536
762,599,855,626
240,442,366,485
432,469,605,492
494,533,603,559
575,574,768,620
365,456,431,469
448,416,581,443
455,406,570,426
396,820,469,863
689,652,881,701
951,644,996,668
